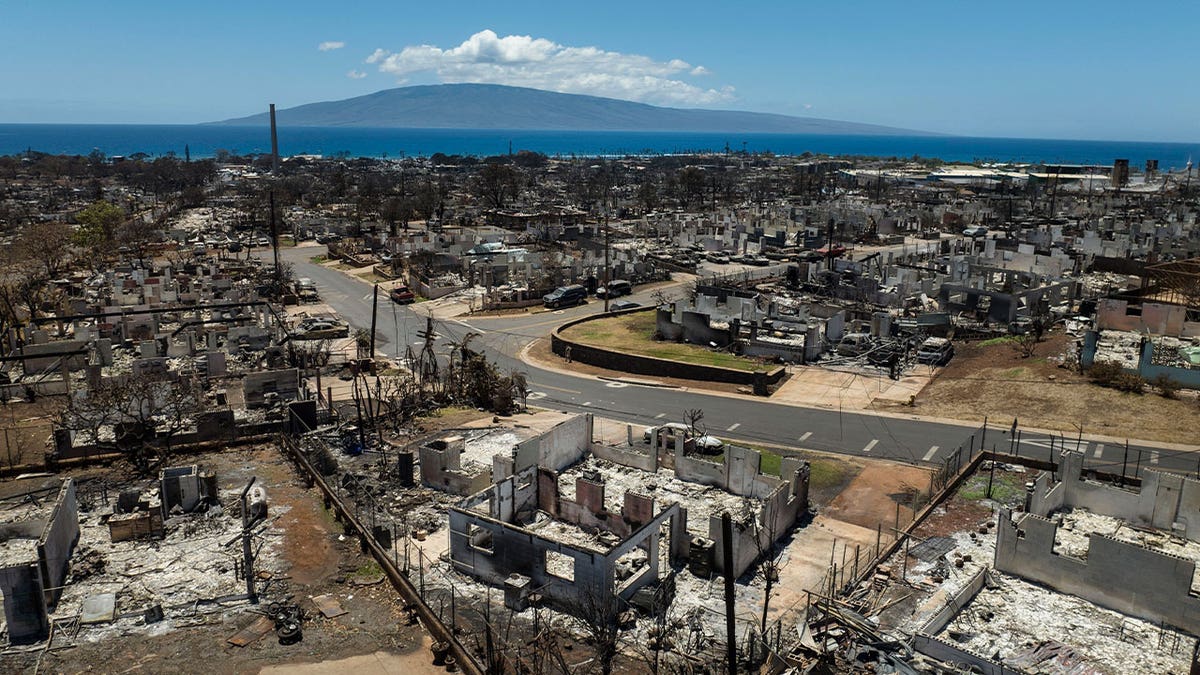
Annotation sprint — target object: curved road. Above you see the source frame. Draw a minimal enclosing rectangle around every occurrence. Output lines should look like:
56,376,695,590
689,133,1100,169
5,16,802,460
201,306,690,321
280,246,1196,478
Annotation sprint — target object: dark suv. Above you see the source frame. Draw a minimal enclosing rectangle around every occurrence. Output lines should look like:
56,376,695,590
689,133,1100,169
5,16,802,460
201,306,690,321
543,284,587,308
595,280,632,298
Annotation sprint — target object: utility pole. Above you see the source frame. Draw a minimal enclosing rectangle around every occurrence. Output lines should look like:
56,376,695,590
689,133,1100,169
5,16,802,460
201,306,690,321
603,211,611,312
369,284,379,360
722,512,737,675
269,103,280,173
239,478,259,603
269,192,282,288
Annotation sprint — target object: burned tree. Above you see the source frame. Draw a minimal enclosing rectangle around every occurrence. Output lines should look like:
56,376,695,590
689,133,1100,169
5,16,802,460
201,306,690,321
57,373,205,475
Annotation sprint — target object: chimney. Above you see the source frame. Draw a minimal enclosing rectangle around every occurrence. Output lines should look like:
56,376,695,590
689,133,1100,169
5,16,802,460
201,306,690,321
269,104,280,172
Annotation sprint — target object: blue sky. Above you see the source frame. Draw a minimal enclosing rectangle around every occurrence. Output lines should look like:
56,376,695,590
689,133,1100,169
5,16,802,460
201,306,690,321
1,0,1197,141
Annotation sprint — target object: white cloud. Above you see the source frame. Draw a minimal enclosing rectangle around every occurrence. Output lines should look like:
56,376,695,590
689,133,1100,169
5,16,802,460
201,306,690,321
347,70,367,79
369,29,734,106
318,41,345,52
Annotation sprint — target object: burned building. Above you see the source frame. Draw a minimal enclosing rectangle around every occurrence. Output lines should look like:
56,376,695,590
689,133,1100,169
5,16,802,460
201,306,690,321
0,479,80,643
446,414,809,616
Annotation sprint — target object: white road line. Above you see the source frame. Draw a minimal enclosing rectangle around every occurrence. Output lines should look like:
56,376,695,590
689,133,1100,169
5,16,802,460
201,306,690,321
582,401,592,407
799,432,812,442
727,423,741,432
1151,451,1160,465
922,446,940,462
1093,443,1105,459
654,413,666,419
862,439,879,453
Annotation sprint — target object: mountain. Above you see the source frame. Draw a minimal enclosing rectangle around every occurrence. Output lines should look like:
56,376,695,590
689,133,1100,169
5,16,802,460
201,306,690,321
213,84,936,136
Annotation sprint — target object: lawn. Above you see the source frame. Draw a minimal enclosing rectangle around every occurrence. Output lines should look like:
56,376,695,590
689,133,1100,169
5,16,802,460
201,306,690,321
561,311,765,372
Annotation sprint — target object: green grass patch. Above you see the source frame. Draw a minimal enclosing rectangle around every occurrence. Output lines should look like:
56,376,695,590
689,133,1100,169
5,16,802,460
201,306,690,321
350,560,383,579
759,449,782,477
309,254,328,264
562,312,763,372
807,459,847,491
978,336,1015,347
959,471,1025,504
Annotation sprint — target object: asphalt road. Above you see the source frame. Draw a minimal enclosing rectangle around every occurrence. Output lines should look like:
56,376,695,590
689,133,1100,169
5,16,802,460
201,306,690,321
277,246,1195,480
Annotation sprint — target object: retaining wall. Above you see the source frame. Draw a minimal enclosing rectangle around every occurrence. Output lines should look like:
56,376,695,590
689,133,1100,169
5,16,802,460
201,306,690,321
551,307,785,387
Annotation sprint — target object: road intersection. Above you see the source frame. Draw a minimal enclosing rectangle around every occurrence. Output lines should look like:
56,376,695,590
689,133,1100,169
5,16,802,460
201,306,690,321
279,245,1197,480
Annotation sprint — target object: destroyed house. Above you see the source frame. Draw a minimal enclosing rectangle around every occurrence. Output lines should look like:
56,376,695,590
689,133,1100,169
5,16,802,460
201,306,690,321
0,479,79,643
447,414,809,616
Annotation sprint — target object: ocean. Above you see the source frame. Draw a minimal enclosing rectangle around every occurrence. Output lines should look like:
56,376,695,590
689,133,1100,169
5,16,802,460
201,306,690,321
0,124,1196,168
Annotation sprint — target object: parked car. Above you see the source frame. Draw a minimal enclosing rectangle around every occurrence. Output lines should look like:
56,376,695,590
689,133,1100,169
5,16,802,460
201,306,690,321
705,251,731,264
293,317,349,339
595,279,633,299
642,423,724,453
608,300,642,311
389,285,415,304
916,337,955,365
227,241,243,253
963,226,988,238
543,284,587,309
746,255,771,266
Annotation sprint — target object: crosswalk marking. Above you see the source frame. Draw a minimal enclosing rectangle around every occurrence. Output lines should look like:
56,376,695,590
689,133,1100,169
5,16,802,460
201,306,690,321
922,446,940,461
1093,444,1105,459
862,439,879,453
799,432,812,442
727,423,741,432
1151,451,1160,465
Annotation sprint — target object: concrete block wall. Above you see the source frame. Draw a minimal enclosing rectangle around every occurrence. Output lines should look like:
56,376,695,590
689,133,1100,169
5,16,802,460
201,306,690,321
996,508,1200,634
1097,299,1187,335
419,437,492,496
449,496,683,615
1029,451,1200,542
0,564,48,643
243,368,300,408
707,459,810,577
19,340,87,374
37,478,79,607
918,568,989,635
540,414,593,472
590,440,657,472
911,634,1020,675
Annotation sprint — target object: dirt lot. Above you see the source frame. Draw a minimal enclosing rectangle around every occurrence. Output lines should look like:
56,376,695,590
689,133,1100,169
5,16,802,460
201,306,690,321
0,397,57,470
823,462,935,533
0,444,440,675
900,331,1200,443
